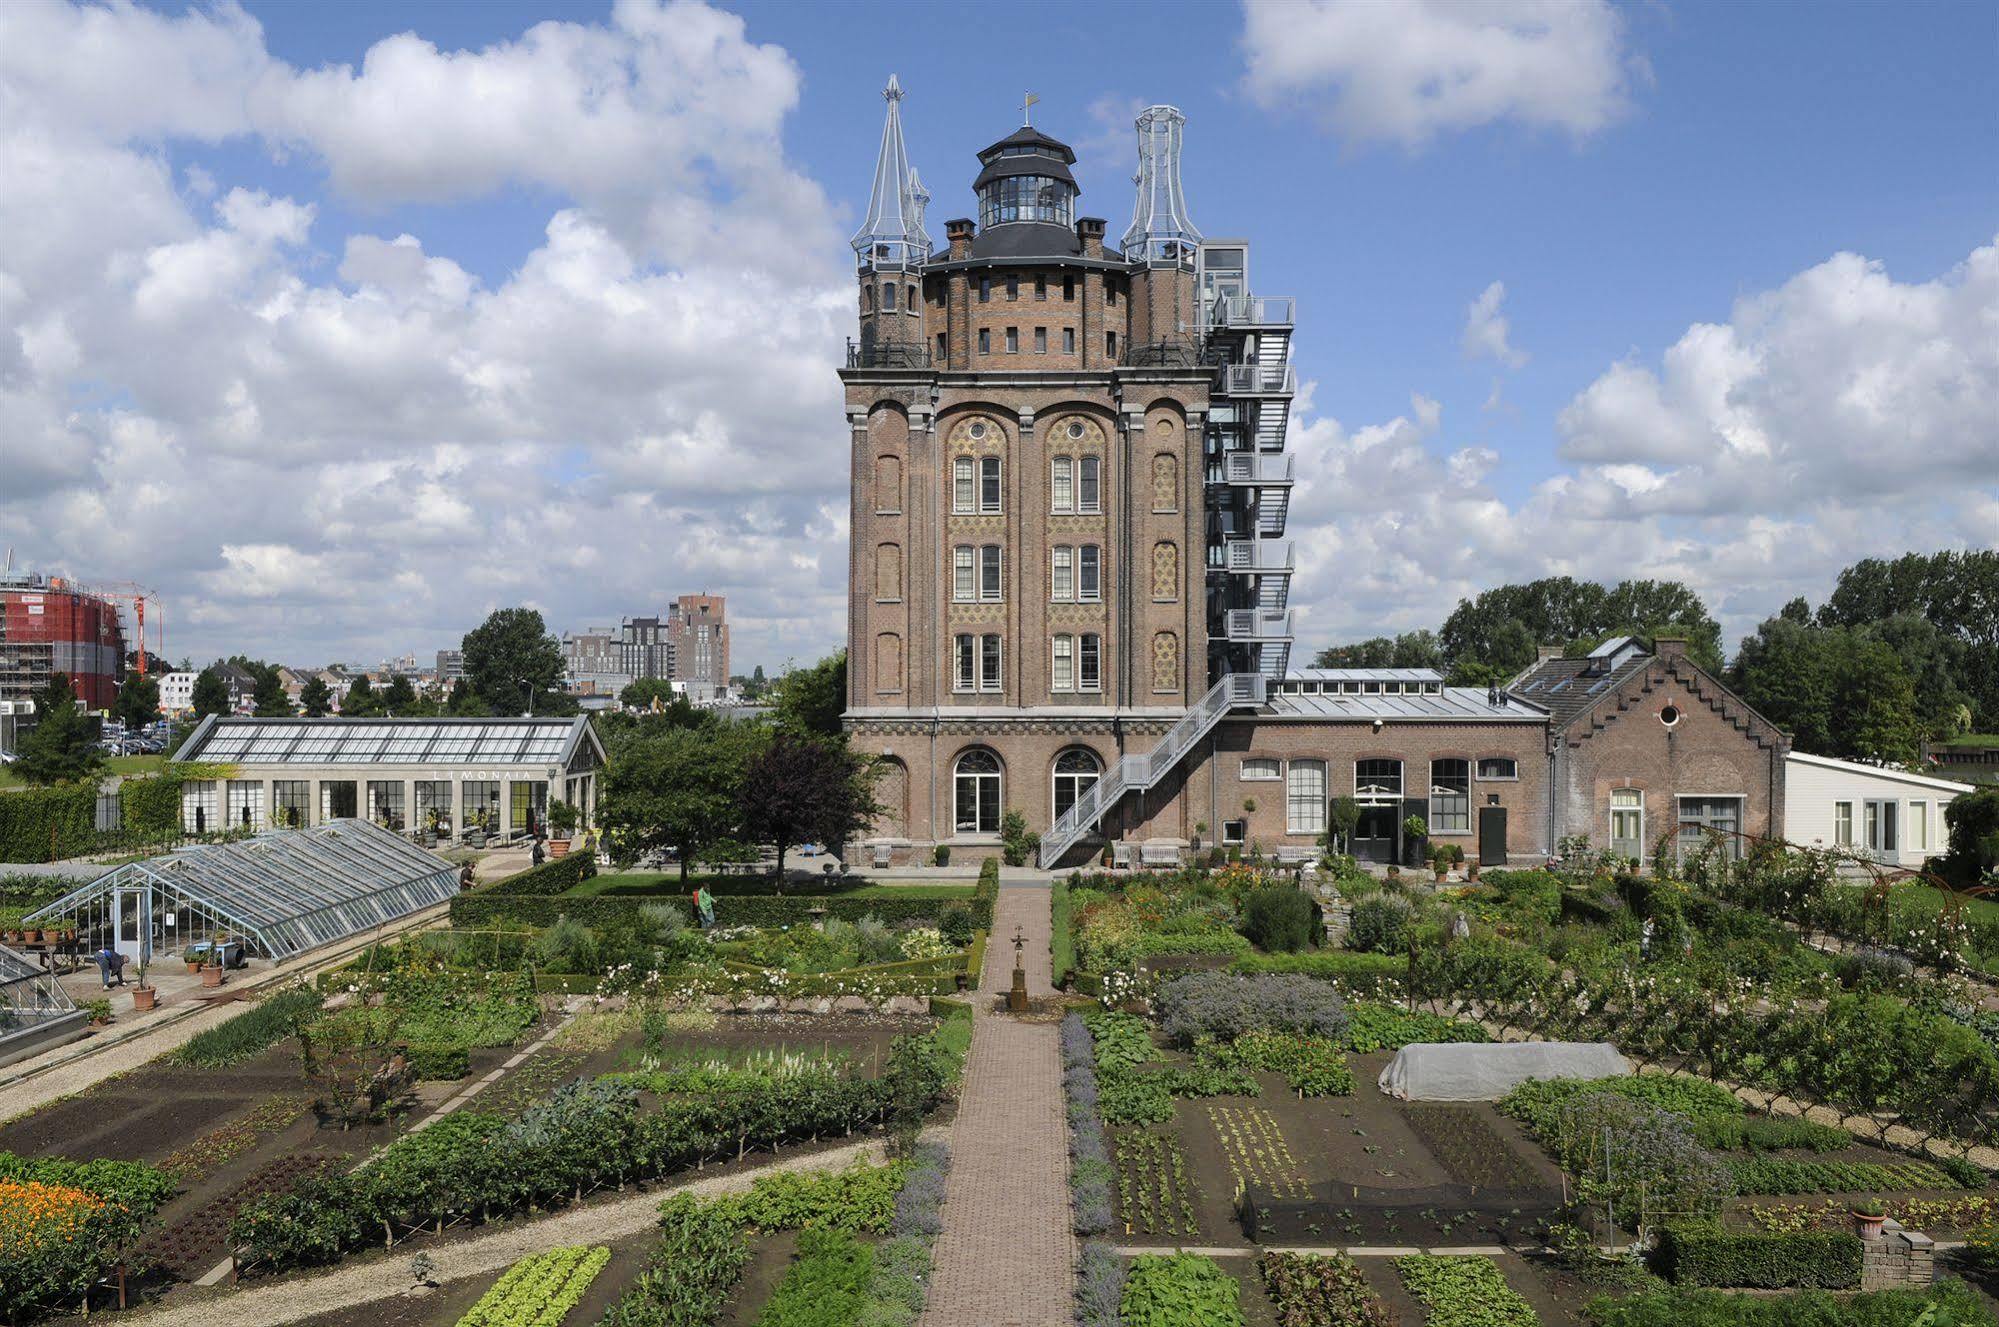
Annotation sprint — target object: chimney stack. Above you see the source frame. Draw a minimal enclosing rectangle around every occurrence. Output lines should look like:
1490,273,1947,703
1536,644,1563,663
1654,636,1688,661
1077,216,1106,259
945,218,974,260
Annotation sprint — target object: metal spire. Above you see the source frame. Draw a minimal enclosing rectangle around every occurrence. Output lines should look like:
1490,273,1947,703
906,167,931,255
1121,104,1202,265
851,75,929,267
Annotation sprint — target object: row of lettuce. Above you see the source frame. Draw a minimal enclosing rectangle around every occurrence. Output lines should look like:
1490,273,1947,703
1060,853,1999,1150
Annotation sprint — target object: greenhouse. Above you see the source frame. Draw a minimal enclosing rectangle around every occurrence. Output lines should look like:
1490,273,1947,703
22,818,462,964
0,940,85,1067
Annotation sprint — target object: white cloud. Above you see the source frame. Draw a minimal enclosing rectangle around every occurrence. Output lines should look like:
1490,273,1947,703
1463,280,1528,368
0,0,852,670
1240,0,1637,146
1282,238,1999,654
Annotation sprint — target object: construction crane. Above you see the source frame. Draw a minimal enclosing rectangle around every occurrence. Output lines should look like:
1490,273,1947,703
93,582,164,678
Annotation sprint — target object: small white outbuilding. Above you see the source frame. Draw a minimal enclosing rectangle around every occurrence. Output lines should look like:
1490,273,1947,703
1783,752,1971,870
1377,1041,1630,1101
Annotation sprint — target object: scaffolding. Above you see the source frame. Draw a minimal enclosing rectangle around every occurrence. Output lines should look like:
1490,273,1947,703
23,818,460,963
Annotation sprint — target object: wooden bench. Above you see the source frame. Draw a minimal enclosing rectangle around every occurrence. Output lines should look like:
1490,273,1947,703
1274,846,1318,866
1139,843,1181,869
1110,842,1135,870
870,843,894,868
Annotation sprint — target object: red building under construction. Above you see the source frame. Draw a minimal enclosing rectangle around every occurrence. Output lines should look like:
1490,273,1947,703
0,569,128,711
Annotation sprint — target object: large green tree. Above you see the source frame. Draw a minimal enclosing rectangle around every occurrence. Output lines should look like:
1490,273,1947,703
252,668,294,717
1730,618,1924,761
299,675,334,717
462,607,573,717
190,666,233,719
1312,630,1444,670
771,652,846,739
1437,576,1723,676
379,675,418,716
739,731,880,876
14,671,104,785
341,674,384,717
110,671,160,731
1816,550,1999,729
597,725,750,882
619,677,680,711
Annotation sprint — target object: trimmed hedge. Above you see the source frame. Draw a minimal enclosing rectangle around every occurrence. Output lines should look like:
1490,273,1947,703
1231,950,1407,994
1585,1283,1992,1327
451,892,992,930
479,852,597,896
1656,1225,1861,1290
0,783,97,864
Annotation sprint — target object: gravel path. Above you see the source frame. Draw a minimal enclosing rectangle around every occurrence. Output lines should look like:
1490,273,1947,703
128,1138,888,1327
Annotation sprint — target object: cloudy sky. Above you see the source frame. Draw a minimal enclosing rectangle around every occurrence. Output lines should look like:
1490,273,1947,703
2,0,1993,674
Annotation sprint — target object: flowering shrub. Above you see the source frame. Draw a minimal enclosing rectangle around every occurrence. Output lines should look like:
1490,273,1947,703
896,927,952,961
1154,971,1349,1047
0,1155,175,1315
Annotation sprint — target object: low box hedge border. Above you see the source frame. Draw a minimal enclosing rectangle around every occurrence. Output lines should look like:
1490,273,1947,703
450,892,992,931
478,852,597,896
1657,1224,1862,1290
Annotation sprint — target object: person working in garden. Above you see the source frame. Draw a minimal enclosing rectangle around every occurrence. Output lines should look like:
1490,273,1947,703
94,944,127,989
694,884,715,930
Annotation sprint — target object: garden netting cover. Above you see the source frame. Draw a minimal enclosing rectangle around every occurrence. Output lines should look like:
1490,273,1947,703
1376,1041,1629,1101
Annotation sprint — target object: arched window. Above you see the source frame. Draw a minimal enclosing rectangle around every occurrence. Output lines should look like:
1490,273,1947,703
1287,760,1327,835
1053,748,1102,820
1151,542,1179,601
954,749,1002,835
875,544,901,601
875,633,903,692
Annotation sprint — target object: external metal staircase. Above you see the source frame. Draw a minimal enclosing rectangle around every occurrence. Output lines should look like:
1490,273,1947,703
1036,672,1268,868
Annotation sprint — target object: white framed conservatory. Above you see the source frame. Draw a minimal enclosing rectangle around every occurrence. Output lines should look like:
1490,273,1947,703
23,818,463,965
170,716,605,847
0,942,85,1067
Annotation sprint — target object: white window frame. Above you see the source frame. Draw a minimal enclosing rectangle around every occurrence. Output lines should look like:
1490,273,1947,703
1051,635,1074,691
1078,545,1102,601
1909,800,1929,853
1079,456,1101,512
1051,456,1074,513
979,457,1002,513
1610,788,1644,857
1832,800,1853,847
978,545,1002,602
952,546,975,602
954,634,976,692
1475,757,1518,781
952,457,975,513
1287,760,1328,835
1676,794,1744,863
1241,758,1281,782
1864,798,1899,856
979,634,1003,692
1079,633,1101,692
1051,546,1073,601
1052,748,1101,821
1428,758,1471,835
955,749,1002,834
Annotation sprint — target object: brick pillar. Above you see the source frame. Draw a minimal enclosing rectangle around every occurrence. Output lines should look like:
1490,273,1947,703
1860,1221,1936,1292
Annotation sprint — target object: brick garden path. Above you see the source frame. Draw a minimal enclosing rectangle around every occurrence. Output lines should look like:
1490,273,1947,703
918,882,1073,1327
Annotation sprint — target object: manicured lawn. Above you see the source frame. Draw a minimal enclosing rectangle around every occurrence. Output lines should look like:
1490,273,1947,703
1897,881,1999,925
0,753,163,790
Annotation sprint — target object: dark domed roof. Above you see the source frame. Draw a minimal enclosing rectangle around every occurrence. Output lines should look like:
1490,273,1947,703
978,126,1076,164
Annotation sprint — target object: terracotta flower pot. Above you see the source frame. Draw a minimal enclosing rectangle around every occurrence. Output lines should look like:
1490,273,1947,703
200,967,224,988
131,987,157,1011
1853,1211,1887,1240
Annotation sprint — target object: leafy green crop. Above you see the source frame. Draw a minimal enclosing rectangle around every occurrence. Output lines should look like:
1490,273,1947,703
1396,1255,1538,1327
751,1226,876,1327
1259,1251,1392,1327
1121,1253,1244,1327
455,1244,609,1327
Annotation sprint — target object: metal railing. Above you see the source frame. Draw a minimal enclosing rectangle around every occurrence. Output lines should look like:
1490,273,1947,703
1036,672,1267,867
1222,452,1294,485
1122,340,1203,369
1225,540,1294,573
844,339,932,369
1222,608,1295,641
1206,295,1295,328
1219,363,1295,395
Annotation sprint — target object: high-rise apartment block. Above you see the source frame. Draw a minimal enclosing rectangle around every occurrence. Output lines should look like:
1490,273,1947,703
667,594,729,699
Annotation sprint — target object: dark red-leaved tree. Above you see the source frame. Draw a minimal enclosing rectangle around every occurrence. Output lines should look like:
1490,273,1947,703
739,731,881,883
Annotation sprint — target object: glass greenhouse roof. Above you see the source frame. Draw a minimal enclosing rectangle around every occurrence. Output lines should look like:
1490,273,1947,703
175,716,588,768
24,819,462,962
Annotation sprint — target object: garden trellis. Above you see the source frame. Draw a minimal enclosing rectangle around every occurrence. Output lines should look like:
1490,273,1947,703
23,819,460,963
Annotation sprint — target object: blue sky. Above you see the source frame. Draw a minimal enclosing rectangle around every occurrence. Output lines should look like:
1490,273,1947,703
1,0,1993,671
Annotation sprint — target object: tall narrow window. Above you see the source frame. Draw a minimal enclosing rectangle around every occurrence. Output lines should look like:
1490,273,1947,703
978,328,991,353
1106,278,1119,306
1611,789,1644,861
953,456,975,512
979,457,1002,512
1052,748,1101,820
1051,456,1074,513
1079,634,1101,691
979,545,1002,601
875,633,903,691
1106,330,1118,358
1034,327,1047,353
1063,327,1076,354
1052,635,1074,691
1151,454,1179,512
1079,456,1101,512
1051,546,1074,601
979,634,1002,690
954,634,976,690
874,544,901,600
1063,274,1075,300
1005,326,1019,353
1006,274,1019,300
1078,546,1101,601
1287,760,1328,834
1429,758,1470,834
935,332,947,360
905,283,916,310
953,546,974,601
978,276,992,303
875,455,901,513
1909,801,1929,852
1864,799,1898,855
1832,801,1853,846
882,282,896,311
1034,275,1048,301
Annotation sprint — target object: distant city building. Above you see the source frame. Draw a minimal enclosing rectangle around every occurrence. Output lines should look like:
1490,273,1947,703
0,567,128,711
159,671,197,715
435,649,465,684
668,594,729,700
213,663,259,714
619,616,671,680
378,652,422,678
563,627,624,678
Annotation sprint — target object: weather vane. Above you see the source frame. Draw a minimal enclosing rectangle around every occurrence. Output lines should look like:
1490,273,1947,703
1021,91,1039,126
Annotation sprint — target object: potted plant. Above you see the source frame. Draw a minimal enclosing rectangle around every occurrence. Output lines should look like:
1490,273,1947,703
1467,856,1482,882
131,947,156,1011
1402,815,1429,870
933,844,950,866
1430,845,1449,882
1192,821,1207,853
1852,1196,1887,1240
82,998,111,1027
546,800,580,858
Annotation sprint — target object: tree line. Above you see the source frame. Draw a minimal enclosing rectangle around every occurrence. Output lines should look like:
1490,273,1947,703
1312,550,1998,766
